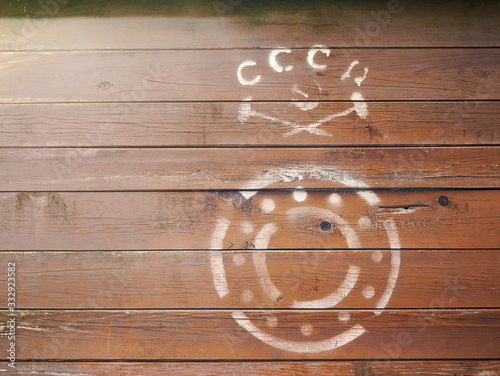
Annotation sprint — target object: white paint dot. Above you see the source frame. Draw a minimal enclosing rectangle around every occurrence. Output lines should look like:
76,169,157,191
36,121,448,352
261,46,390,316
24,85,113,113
357,216,372,230
241,221,254,234
266,316,278,328
338,311,351,323
260,198,276,213
301,323,314,336
371,250,383,263
293,188,307,202
328,193,342,206
233,254,246,266
362,286,375,299
241,289,254,303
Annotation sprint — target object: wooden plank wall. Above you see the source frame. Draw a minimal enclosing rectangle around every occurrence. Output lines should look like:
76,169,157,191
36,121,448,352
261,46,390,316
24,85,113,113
0,0,499,374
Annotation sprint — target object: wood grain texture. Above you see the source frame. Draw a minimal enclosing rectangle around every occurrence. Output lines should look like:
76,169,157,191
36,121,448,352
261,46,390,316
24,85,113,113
0,190,498,250
1,0,499,50
0,147,498,191
9,361,500,376
0,49,498,103
2,309,499,360
0,250,497,309
1,101,498,147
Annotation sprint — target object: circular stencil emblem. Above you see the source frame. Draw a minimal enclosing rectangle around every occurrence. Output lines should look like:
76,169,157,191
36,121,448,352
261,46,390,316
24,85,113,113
209,170,401,353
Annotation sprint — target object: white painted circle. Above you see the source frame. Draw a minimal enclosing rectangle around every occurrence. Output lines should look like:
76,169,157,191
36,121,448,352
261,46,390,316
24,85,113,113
209,167,402,354
241,289,254,303
293,189,307,202
357,215,372,230
233,254,246,266
362,286,375,299
328,193,342,206
338,311,351,323
300,323,314,336
241,221,254,234
260,198,276,213
371,250,383,263
266,316,278,328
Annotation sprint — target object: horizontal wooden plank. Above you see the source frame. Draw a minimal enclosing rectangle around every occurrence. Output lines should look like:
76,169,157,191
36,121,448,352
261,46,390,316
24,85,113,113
0,147,498,191
1,101,498,147
0,190,498,250
9,360,500,376
1,250,497,309
2,309,499,359
1,1,499,50
0,49,498,102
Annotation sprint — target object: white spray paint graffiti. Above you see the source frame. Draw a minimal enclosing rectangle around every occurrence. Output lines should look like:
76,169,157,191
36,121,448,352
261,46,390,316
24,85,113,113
236,46,369,137
209,167,401,354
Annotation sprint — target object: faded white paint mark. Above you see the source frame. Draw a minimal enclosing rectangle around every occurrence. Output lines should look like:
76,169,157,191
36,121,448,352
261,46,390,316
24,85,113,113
338,311,351,323
341,60,360,80
293,188,308,202
260,198,276,213
383,207,420,215
355,67,369,86
266,316,278,328
351,92,369,119
241,289,254,303
374,219,401,315
292,265,360,309
301,323,314,336
233,253,246,266
210,217,231,298
285,92,368,137
291,85,320,112
269,49,293,73
357,190,380,205
291,86,309,98
286,207,361,248
307,46,331,70
17,324,51,332
328,193,342,206
59,325,93,333
232,311,366,353
237,60,261,86
362,285,375,299
284,106,353,137
239,167,379,207
357,215,372,230
241,221,254,234
240,190,258,199
253,224,282,302
371,250,383,263
237,101,253,123
292,80,322,111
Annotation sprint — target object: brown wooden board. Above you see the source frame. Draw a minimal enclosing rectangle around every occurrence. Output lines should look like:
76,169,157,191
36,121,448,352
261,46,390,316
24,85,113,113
1,1,499,50
0,250,497,310
0,147,498,191
1,101,498,147
1,309,498,360
0,190,498,250
0,49,498,103
8,360,500,376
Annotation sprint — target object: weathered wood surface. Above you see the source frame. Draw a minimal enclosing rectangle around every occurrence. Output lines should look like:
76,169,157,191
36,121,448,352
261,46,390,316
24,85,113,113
9,361,500,376
0,147,498,191
1,190,498,250
0,250,496,309
1,0,499,50
1,0,498,368
0,49,497,103
1,101,498,147
1,309,498,360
